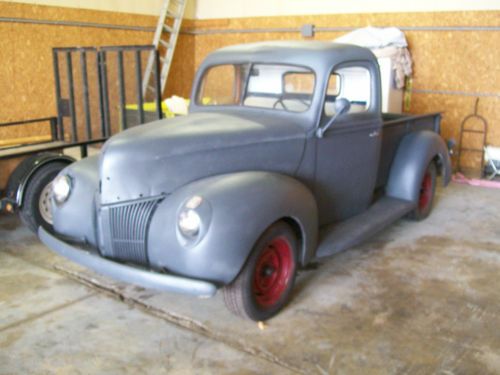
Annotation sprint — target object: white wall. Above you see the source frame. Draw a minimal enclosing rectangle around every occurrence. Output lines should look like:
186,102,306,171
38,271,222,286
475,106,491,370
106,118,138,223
2,0,197,17
4,0,498,18
193,0,500,19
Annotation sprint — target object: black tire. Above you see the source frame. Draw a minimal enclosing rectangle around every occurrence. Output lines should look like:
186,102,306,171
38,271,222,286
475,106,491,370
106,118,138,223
19,162,67,233
223,221,298,321
407,161,437,221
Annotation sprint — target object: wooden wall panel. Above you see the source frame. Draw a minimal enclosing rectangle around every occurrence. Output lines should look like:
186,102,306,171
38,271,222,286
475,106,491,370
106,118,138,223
408,30,499,94
165,34,196,98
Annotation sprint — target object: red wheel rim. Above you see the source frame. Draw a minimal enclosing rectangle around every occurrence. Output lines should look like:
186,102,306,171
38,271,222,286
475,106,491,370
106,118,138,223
253,236,294,308
418,172,432,210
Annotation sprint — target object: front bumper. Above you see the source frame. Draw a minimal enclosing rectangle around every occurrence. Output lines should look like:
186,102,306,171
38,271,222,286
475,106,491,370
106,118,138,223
38,227,217,298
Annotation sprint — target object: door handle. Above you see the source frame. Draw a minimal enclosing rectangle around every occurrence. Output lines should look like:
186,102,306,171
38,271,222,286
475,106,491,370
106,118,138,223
369,130,380,138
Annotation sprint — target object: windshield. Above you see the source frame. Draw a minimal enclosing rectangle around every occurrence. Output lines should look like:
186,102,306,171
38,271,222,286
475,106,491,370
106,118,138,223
196,63,315,113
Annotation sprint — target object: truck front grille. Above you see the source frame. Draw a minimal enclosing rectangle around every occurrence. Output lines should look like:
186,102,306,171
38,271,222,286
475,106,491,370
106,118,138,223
104,197,162,265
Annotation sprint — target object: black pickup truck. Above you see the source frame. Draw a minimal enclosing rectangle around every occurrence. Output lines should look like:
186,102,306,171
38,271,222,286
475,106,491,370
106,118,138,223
40,41,451,321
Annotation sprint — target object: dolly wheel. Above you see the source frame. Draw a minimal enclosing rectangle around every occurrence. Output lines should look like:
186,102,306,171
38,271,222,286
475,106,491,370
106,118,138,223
19,162,67,234
223,221,298,321
408,162,437,221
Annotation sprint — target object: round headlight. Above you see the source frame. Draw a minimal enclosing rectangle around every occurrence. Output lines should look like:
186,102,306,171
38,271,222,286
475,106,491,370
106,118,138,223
178,209,201,237
52,175,72,204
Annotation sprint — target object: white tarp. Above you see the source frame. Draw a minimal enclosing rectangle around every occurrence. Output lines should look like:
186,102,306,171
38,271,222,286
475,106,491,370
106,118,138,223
164,95,189,115
334,27,412,89
334,26,408,48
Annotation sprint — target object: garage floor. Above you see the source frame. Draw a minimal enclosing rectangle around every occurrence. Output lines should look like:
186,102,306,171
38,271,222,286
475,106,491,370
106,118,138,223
1,182,499,374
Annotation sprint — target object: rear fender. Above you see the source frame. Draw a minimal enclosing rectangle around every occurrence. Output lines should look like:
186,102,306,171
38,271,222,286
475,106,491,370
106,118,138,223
386,130,451,203
147,171,318,284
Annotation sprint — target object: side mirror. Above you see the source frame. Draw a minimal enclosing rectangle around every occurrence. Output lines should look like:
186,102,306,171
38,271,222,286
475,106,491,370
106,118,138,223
316,98,351,138
334,98,351,116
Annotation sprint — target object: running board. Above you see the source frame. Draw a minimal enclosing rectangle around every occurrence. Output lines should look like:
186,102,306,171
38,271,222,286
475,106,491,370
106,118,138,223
315,197,415,259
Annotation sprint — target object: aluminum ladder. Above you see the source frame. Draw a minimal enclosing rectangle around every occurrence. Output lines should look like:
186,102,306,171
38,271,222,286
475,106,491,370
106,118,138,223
142,0,187,98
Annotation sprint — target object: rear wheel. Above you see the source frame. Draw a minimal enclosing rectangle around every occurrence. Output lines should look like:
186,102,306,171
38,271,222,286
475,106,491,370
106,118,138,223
408,161,437,221
223,221,298,321
19,162,67,233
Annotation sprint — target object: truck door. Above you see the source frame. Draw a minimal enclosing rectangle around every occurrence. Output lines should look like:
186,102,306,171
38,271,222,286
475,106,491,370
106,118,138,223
314,62,382,225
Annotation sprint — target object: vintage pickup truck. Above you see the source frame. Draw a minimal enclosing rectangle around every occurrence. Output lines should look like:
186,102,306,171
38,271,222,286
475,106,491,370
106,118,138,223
40,41,451,321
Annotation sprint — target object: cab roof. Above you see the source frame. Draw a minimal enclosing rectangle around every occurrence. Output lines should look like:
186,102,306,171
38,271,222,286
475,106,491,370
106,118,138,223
199,41,376,74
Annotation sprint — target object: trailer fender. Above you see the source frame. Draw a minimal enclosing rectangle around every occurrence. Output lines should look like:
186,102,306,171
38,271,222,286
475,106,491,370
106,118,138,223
147,171,318,284
5,153,75,208
386,130,452,203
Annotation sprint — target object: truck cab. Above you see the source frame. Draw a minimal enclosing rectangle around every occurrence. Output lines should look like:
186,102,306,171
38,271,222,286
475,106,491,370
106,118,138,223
191,42,383,225
40,41,451,321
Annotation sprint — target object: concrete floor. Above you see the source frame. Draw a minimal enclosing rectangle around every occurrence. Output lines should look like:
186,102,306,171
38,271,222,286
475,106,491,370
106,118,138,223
1,182,499,374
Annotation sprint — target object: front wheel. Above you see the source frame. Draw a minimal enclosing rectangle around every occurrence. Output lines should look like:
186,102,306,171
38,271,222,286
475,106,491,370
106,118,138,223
223,221,298,321
408,161,437,221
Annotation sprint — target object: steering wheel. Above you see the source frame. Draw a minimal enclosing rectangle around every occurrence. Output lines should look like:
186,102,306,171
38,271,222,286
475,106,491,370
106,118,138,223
273,97,289,111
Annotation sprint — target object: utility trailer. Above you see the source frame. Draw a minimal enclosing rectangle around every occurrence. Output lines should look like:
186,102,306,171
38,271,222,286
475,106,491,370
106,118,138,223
0,45,163,233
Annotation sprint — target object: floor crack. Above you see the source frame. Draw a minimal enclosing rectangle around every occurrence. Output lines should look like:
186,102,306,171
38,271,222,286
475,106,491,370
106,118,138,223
0,293,96,333
54,265,308,374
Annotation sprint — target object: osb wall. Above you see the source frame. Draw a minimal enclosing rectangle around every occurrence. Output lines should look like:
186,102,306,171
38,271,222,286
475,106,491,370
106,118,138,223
0,3,498,188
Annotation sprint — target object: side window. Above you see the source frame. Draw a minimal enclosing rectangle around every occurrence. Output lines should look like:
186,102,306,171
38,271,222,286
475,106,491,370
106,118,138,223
324,66,371,117
197,64,241,105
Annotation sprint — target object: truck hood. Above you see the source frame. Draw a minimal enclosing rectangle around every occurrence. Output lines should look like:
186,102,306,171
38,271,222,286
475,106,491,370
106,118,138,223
100,112,305,204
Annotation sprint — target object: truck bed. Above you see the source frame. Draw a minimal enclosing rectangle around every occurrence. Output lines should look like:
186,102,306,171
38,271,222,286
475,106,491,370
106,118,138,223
377,112,441,187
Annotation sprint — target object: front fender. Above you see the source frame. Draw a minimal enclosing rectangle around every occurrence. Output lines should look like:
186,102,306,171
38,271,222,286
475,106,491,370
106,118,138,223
147,171,318,284
52,155,100,246
386,130,452,203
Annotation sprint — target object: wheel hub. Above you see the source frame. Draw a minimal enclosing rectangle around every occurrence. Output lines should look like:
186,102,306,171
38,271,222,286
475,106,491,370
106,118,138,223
419,172,432,210
253,237,293,308
262,265,276,277
38,182,54,225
